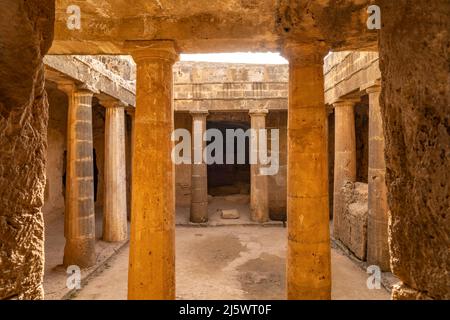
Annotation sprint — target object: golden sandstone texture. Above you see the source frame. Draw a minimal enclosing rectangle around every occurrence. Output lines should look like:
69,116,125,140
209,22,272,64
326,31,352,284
0,0,54,299
0,0,448,301
378,0,450,300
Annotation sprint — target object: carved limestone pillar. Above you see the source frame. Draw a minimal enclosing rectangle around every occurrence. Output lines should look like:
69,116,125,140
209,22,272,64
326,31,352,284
127,41,178,300
190,110,209,223
332,100,357,240
283,43,331,300
249,109,269,223
100,97,128,242
58,82,96,268
365,81,390,271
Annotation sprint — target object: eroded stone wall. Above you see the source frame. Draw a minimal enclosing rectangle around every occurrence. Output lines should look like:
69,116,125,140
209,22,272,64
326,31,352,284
0,0,54,299
340,182,369,260
173,62,288,112
378,0,450,300
324,51,380,105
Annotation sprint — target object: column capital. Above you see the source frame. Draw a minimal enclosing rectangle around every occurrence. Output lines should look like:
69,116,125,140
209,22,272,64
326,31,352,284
249,109,269,117
57,80,96,96
125,40,179,64
281,42,329,66
56,80,75,95
362,80,382,94
333,99,360,109
98,95,127,109
189,110,209,118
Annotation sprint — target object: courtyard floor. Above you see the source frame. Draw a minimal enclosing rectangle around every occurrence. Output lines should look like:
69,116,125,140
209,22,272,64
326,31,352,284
68,225,390,300
43,198,390,300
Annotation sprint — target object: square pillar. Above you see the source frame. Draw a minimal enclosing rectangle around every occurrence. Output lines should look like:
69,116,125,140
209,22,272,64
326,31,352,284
249,109,269,223
190,111,209,223
58,82,96,268
332,99,358,240
127,41,179,300
365,81,390,271
283,43,331,300
100,97,128,242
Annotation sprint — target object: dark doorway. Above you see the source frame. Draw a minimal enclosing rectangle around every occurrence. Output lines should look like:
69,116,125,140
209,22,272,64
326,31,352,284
355,98,369,183
62,150,67,199
93,148,99,202
207,120,250,196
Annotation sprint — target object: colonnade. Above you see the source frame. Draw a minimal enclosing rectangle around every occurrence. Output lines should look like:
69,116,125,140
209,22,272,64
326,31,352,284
58,82,130,268
332,81,389,271
59,41,388,300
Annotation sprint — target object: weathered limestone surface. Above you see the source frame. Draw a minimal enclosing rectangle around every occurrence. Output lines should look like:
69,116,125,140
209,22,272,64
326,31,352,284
45,55,135,107
128,42,178,300
220,209,240,219
267,111,288,220
324,51,380,105
0,0,54,299
174,62,288,112
284,44,331,300
366,83,390,271
340,182,369,260
378,0,450,300
333,100,357,240
59,83,96,268
174,113,193,207
1,0,448,302
190,111,209,223
249,109,269,223
102,100,128,242
42,87,68,217
51,1,376,54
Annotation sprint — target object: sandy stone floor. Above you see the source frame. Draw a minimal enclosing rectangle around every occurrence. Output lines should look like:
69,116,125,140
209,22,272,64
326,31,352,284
43,209,129,300
70,226,390,300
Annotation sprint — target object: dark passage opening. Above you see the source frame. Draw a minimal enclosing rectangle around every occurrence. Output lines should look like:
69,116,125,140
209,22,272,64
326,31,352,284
93,148,99,202
355,98,369,183
207,120,250,196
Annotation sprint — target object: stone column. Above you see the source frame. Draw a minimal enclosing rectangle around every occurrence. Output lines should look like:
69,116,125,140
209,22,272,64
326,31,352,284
332,100,357,240
58,82,96,268
190,111,209,223
283,43,331,300
365,82,390,271
249,109,269,223
100,98,128,242
127,41,178,300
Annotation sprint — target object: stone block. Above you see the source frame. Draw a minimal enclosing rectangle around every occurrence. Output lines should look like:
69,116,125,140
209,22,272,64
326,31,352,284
340,182,369,260
219,209,240,219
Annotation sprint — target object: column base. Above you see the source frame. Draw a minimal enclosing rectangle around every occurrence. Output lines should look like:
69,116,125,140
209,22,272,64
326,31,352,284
103,232,128,243
250,209,269,223
63,238,96,268
190,202,208,223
